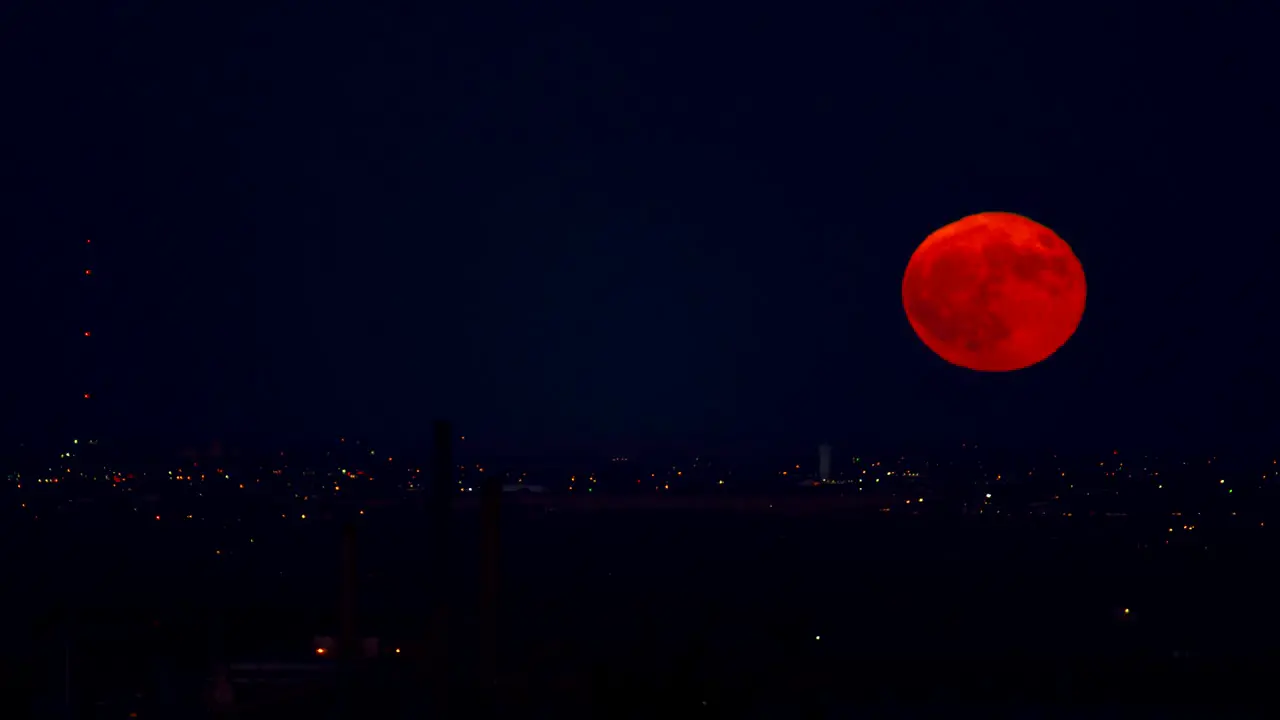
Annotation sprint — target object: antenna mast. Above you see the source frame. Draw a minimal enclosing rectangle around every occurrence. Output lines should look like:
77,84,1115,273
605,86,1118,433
79,238,97,447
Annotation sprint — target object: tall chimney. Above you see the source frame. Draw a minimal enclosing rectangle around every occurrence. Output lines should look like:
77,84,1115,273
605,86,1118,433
340,522,357,661
337,521,358,719
479,472,502,683
423,420,455,713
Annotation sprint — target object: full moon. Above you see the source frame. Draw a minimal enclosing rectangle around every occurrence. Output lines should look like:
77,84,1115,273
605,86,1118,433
902,211,1086,372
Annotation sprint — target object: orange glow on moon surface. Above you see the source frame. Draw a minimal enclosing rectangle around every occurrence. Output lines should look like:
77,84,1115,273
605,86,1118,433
902,212,1086,372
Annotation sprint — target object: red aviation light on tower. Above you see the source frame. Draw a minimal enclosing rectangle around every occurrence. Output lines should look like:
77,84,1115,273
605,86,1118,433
79,236,100,443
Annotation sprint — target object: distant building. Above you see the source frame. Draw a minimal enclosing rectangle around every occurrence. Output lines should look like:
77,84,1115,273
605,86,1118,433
819,444,832,483
502,482,545,493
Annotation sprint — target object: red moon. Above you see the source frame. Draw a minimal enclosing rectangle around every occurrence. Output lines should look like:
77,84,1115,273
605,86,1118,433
902,212,1086,372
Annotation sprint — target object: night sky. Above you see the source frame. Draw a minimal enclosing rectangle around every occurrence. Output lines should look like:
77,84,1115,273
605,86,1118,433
4,2,1277,459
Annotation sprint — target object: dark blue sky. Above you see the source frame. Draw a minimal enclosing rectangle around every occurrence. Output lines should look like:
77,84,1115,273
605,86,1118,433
4,2,1277,459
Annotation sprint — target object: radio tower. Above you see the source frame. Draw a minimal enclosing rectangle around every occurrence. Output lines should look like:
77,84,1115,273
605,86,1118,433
77,237,98,453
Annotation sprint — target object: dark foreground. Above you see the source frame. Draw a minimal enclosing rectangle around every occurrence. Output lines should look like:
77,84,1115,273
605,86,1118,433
3,496,1277,717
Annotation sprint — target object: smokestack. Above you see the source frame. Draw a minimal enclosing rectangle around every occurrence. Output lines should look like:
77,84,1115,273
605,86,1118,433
337,521,357,719
340,522,357,662
819,444,832,483
423,420,455,713
479,472,502,682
